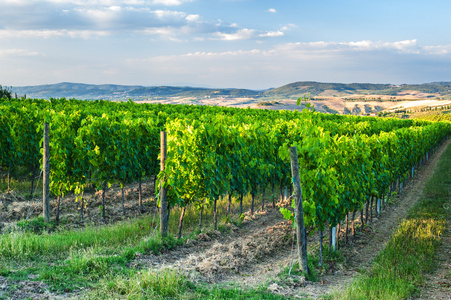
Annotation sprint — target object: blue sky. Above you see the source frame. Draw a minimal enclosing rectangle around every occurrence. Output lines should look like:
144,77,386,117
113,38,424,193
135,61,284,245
1,0,450,89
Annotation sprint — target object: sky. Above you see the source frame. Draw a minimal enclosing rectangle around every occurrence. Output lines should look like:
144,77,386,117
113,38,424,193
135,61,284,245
1,0,451,90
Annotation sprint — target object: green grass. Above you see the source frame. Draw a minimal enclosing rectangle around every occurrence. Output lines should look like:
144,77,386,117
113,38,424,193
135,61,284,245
16,216,57,234
0,216,161,258
0,174,42,198
89,268,291,300
336,141,451,300
0,214,188,293
0,180,285,297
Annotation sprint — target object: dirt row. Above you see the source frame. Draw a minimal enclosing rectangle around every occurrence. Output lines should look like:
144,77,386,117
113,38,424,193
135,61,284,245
0,181,157,233
131,138,451,299
0,139,449,299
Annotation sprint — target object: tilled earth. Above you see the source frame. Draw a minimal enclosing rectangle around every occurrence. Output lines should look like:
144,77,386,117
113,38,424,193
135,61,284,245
0,140,449,299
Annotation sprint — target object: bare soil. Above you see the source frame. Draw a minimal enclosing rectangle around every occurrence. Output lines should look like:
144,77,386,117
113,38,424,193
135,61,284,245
131,139,451,299
140,97,451,116
0,180,157,233
0,140,449,299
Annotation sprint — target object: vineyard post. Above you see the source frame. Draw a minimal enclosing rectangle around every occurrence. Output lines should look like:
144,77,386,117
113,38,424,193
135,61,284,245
398,176,402,193
289,146,309,274
56,194,61,225
160,131,168,237
226,192,232,217
376,198,381,216
271,182,275,208
331,226,337,251
43,122,50,223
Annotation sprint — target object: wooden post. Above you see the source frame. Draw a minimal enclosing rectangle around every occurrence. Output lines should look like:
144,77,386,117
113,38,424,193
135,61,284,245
240,194,243,215
56,194,61,225
121,186,125,215
399,176,402,193
289,147,309,274
80,194,84,220
318,230,323,267
376,198,381,216
177,206,186,239
213,197,218,230
160,131,168,237
138,178,143,213
7,172,10,195
345,212,349,244
226,192,232,217
251,190,255,215
331,226,337,251
199,200,203,230
284,186,287,201
272,182,275,208
102,181,107,219
43,122,50,223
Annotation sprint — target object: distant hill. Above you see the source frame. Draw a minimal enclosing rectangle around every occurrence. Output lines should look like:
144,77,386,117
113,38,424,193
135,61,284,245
10,81,451,100
263,81,451,99
11,82,262,100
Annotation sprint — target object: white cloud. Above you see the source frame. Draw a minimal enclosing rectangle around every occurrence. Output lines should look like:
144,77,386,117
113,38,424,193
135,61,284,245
0,48,40,57
47,0,193,6
273,40,421,55
186,14,199,22
214,27,287,41
259,30,284,38
150,0,193,5
0,29,110,39
0,0,284,42
280,24,297,31
215,28,256,40
267,8,277,13
423,44,451,55
123,39,451,89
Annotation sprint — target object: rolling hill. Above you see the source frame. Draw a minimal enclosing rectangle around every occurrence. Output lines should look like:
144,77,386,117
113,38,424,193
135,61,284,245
9,81,451,101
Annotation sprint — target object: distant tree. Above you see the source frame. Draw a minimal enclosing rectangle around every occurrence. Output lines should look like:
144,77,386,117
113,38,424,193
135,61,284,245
0,85,12,99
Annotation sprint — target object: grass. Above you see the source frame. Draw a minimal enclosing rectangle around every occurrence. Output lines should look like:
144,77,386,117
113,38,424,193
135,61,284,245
0,178,285,297
0,216,163,258
0,173,43,199
0,213,188,293
335,141,451,300
88,268,291,300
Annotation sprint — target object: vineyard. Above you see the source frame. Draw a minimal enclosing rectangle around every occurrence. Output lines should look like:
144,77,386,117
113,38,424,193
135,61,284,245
1,98,451,235
0,98,451,298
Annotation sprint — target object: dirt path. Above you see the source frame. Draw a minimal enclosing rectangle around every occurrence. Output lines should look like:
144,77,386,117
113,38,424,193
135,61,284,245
419,224,451,300
288,139,451,299
132,139,451,299
1,140,449,299
418,179,451,300
132,207,295,285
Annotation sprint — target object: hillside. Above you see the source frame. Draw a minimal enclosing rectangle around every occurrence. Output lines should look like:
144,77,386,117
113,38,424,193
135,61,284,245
11,82,263,100
9,81,451,101
263,81,451,99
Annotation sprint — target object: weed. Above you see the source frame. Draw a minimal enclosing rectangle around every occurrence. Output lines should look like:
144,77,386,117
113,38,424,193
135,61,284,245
17,216,56,234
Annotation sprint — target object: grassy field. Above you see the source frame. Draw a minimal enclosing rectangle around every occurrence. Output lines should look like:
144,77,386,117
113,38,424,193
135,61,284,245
1,141,450,299
335,142,451,300
0,183,290,299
